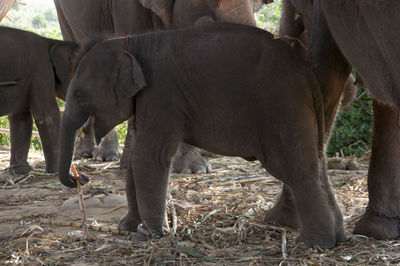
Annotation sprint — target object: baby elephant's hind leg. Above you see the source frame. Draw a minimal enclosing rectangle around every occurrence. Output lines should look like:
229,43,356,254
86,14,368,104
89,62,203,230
287,171,337,248
262,127,343,248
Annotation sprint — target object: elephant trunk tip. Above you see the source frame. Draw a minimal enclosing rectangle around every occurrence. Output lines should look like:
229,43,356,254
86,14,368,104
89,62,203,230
58,172,78,188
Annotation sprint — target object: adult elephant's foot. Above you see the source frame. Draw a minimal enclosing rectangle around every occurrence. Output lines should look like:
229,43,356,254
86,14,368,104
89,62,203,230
74,127,96,159
263,185,299,229
355,101,400,240
93,130,119,162
118,212,142,232
8,162,33,175
94,147,119,162
74,125,119,162
354,209,400,240
180,157,211,174
172,144,211,174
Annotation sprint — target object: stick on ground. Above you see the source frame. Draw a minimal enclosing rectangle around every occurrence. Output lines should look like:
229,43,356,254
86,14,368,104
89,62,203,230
71,164,89,239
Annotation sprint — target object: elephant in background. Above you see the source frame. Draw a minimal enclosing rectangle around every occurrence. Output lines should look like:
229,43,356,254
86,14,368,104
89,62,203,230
53,0,270,173
267,0,400,240
0,26,78,174
58,22,345,248
316,0,400,241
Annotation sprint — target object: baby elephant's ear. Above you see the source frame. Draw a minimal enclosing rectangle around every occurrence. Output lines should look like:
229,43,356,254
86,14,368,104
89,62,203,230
114,51,147,103
50,42,79,86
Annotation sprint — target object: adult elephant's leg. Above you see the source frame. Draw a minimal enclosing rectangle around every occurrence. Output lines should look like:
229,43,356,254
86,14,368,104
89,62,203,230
73,118,95,158
317,0,400,239
93,129,119,162
8,112,33,174
74,119,119,161
354,100,400,239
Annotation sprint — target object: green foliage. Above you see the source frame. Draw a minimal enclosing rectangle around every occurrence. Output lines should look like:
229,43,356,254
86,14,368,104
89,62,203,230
32,14,48,29
0,117,10,147
116,123,128,145
327,88,373,157
255,1,282,34
31,123,42,150
0,0,62,39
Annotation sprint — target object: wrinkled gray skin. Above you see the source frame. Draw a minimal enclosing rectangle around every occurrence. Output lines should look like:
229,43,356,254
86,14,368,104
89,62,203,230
59,23,345,248
319,0,400,241
267,0,400,241
53,0,267,173
0,27,77,174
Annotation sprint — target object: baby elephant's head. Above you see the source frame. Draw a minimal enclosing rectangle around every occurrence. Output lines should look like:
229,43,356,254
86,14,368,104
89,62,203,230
64,39,146,144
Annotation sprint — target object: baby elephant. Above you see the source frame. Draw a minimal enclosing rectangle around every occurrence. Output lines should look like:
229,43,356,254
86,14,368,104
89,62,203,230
58,22,344,248
0,27,78,174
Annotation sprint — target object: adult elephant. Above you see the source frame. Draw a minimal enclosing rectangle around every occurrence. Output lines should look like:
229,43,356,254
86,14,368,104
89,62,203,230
267,0,400,240
53,0,270,172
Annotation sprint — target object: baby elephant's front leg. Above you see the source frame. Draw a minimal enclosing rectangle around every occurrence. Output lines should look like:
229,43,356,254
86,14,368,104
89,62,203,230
127,131,180,241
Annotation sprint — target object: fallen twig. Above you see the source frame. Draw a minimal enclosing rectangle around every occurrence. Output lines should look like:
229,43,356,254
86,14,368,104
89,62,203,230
281,229,288,260
40,218,135,237
71,164,89,239
168,194,178,234
102,203,127,214
198,175,270,185
20,225,44,255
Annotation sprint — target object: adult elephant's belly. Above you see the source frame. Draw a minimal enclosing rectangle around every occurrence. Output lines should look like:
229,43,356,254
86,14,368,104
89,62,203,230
321,0,400,107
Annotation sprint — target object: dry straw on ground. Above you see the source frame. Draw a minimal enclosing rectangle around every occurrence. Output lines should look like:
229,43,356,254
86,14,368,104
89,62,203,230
0,147,399,265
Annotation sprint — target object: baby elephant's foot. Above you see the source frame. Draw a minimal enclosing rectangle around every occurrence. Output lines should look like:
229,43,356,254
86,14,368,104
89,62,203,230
118,213,141,232
8,163,33,175
297,231,337,249
354,209,400,240
132,224,164,242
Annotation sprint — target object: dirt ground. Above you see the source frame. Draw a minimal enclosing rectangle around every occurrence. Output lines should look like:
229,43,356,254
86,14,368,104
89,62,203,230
0,146,399,265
